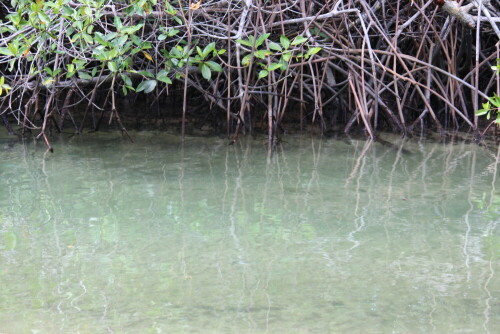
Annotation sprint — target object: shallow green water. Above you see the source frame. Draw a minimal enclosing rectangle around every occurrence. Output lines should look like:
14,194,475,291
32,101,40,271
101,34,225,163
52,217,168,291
0,132,499,333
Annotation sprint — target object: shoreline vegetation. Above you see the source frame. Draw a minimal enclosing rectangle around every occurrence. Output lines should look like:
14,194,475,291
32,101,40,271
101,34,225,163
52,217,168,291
0,0,499,151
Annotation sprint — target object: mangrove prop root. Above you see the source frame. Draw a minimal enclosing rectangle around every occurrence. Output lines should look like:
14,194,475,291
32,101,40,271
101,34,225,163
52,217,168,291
0,0,498,150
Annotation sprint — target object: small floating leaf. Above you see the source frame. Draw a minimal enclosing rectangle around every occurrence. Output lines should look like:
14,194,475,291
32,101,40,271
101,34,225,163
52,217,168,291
2,232,17,250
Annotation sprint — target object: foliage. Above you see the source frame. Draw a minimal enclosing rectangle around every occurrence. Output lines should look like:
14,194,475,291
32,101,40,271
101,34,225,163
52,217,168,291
476,59,500,126
0,76,11,95
0,0,321,94
0,0,227,93
237,33,321,80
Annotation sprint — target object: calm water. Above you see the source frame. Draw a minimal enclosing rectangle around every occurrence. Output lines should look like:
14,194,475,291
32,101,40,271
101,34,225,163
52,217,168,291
0,132,499,333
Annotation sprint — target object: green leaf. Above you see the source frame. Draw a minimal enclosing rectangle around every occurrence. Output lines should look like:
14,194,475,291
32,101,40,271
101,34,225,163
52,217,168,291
136,79,157,93
115,35,128,48
122,41,133,55
196,46,203,58
156,70,172,84
164,1,177,15
305,47,322,59
73,59,86,70
268,41,282,52
476,108,489,116
84,6,93,16
7,43,18,56
280,35,290,49
38,12,51,25
93,48,107,61
170,46,181,58
236,39,253,47
167,28,179,36
268,63,282,71
114,16,123,30
0,84,11,95
254,50,271,59
8,59,15,72
291,35,308,46
0,26,14,34
131,34,142,46
0,47,14,56
94,33,107,46
121,74,133,87
106,48,119,60
490,94,500,108
62,5,76,17
121,24,144,35
282,52,292,63
256,33,270,48
104,32,118,41
107,61,117,72
78,71,93,80
201,63,211,80
203,42,216,58
137,70,155,78
258,70,268,80
205,61,222,72
173,16,182,25
181,45,191,57
82,33,93,44
242,54,252,66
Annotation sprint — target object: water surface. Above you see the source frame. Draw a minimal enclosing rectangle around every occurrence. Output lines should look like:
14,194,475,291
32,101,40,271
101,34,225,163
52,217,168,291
0,132,499,333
